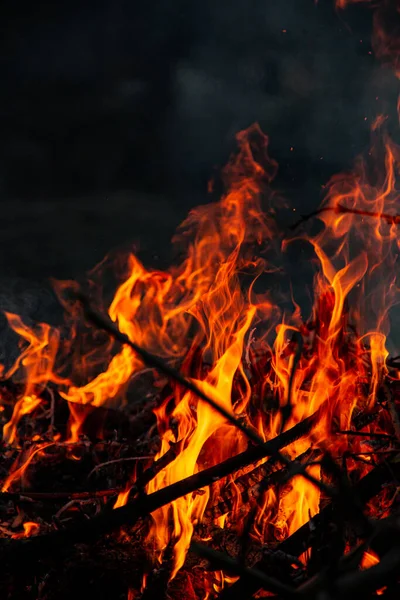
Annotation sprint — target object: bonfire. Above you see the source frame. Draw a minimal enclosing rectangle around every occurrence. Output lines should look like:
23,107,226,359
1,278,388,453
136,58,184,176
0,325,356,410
0,1,399,599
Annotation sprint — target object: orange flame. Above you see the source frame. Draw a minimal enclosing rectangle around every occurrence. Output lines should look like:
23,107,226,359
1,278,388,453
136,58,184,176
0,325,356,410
361,549,380,569
361,550,387,595
11,521,40,539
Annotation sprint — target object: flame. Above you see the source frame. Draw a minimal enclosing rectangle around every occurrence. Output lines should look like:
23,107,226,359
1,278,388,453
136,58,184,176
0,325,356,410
11,521,40,539
114,485,131,509
360,551,387,595
361,549,380,569
2,313,66,446
3,394,42,446
2,442,55,492
141,125,278,576
139,113,397,573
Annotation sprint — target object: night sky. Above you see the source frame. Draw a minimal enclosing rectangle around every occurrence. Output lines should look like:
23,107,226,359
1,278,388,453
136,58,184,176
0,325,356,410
0,0,398,340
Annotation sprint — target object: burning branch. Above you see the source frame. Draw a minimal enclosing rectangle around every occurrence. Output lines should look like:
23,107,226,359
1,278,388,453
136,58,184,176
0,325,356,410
290,204,400,231
189,541,298,599
205,448,316,520
77,293,266,447
0,409,321,569
1,17,399,591
219,458,400,599
77,296,335,499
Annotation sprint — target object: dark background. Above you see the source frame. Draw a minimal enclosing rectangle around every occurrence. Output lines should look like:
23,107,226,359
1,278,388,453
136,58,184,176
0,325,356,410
0,0,398,338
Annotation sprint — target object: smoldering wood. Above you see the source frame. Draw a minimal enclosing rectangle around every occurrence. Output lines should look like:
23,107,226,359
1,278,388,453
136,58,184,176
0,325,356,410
218,458,400,600
1,275,399,598
207,399,387,522
205,448,316,520
0,408,321,570
189,541,299,599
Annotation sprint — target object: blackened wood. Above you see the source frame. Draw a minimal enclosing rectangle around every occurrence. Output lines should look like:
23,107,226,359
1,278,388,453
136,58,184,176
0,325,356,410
205,448,315,520
189,541,298,599
131,440,181,495
218,459,400,600
327,544,400,599
78,294,266,447
78,297,332,496
0,409,320,570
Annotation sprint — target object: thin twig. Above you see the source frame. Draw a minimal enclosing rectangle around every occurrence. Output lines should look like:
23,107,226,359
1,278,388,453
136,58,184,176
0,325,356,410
218,458,400,600
0,409,321,568
290,204,400,231
55,499,94,520
244,327,257,368
77,295,333,497
0,490,117,502
280,330,303,433
88,456,154,478
338,430,398,442
190,541,298,599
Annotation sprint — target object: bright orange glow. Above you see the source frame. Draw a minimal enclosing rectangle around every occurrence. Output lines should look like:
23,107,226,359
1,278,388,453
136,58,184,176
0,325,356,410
361,550,380,569
2,442,55,492
114,486,131,509
3,394,42,446
11,521,40,539
361,551,387,595
1,312,67,446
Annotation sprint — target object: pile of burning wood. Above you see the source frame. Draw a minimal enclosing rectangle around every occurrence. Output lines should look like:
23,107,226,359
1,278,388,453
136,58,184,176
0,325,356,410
0,298,399,599
1,1,400,593
0,114,399,598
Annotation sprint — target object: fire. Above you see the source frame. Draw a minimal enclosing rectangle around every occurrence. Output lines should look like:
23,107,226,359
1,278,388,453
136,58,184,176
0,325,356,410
361,549,380,569
2,441,55,492
0,119,398,583
11,521,40,539
360,551,387,595
1,122,399,581
0,1,399,596
142,126,279,575
2,312,66,445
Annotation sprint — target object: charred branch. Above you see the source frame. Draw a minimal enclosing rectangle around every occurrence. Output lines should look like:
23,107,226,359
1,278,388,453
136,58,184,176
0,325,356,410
190,541,299,599
0,409,321,570
218,458,400,600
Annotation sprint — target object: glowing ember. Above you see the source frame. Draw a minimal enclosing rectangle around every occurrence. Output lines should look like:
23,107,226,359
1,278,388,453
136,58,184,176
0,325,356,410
361,551,387,595
10,521,40,539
